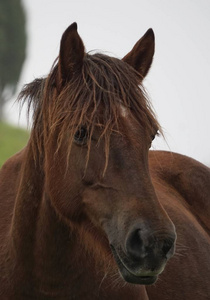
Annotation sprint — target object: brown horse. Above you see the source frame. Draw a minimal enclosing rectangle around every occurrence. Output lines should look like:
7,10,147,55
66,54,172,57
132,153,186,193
0,23,209,300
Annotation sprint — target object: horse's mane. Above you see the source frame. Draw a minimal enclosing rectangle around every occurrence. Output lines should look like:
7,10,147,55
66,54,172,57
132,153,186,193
19,53,160,170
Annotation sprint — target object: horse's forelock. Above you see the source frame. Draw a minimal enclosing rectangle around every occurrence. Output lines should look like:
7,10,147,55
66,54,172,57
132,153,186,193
18,53,160,170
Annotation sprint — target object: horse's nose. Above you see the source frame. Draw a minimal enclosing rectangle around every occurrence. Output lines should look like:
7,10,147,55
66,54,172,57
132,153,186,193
125,225,176,261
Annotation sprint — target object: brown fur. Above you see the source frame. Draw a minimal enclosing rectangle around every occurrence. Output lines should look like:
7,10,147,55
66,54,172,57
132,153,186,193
0,23,209,299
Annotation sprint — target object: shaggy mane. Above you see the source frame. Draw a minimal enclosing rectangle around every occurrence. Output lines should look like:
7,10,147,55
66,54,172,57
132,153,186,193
18,53,160,170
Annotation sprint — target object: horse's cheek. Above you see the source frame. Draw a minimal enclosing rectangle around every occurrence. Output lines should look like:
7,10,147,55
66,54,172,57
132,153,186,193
44,162,84,219
82,189,113,228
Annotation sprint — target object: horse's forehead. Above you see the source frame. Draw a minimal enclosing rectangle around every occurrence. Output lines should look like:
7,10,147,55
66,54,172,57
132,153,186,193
119,104,129,118
119,104,136,127
118,104,143,137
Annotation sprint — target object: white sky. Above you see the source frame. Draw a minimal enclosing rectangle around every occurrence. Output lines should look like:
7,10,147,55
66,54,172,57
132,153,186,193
5,0,210,165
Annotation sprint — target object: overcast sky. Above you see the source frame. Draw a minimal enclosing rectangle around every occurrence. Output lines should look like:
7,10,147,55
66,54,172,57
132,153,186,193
5,0,210,165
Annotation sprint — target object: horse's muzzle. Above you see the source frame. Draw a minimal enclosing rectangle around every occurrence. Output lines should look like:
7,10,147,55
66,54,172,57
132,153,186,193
110,225,176,285
125,226,176,261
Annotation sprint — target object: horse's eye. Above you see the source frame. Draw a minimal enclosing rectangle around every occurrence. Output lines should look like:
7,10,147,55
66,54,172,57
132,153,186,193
74,126,88,144
151,130,159,142
151,134,156,141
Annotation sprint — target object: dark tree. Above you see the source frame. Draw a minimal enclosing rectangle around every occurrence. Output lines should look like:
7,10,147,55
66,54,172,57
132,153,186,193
0,0,26,121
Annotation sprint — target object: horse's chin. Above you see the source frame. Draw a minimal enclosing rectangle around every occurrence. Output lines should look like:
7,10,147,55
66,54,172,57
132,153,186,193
110,245,160,285
118,266,158,285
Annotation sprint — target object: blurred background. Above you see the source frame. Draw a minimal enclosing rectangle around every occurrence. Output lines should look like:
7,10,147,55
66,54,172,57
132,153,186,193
0,0,209,167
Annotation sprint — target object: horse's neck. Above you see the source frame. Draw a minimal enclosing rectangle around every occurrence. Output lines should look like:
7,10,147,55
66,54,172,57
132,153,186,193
8,153,93,297
31,194,95,298
8,147,147,299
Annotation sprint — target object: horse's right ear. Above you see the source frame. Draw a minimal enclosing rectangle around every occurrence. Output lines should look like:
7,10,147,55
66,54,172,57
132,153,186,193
57,22,85,90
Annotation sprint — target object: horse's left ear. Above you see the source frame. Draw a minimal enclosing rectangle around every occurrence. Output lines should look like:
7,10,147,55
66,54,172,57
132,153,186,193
57,22,85,89
122,29,155,80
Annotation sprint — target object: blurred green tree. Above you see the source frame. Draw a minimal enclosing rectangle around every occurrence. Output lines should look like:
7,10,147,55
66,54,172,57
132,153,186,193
0,0,26,121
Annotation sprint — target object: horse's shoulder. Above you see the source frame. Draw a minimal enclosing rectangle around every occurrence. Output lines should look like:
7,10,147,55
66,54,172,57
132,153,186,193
0,149,26,249
0,148,26,202
149,150,210,231
0,149,25,179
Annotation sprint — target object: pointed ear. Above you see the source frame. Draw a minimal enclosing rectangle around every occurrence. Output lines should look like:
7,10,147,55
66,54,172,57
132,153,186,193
57,22,85,89
122,29,155,80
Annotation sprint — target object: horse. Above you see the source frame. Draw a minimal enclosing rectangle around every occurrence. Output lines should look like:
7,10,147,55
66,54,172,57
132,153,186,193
0,22,209,300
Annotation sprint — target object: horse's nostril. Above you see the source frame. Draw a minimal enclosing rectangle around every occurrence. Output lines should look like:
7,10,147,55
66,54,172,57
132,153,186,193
126,229,144,259
126,228,148,260
162,238,175,259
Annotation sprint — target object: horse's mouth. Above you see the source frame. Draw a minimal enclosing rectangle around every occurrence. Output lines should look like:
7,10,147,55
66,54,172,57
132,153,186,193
110,245,158,285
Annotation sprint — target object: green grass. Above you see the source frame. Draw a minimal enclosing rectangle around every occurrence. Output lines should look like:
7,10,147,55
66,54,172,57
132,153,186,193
0,122,29,167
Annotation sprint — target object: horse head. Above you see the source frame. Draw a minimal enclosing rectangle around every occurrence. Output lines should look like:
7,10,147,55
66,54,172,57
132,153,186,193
39,23,176,285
